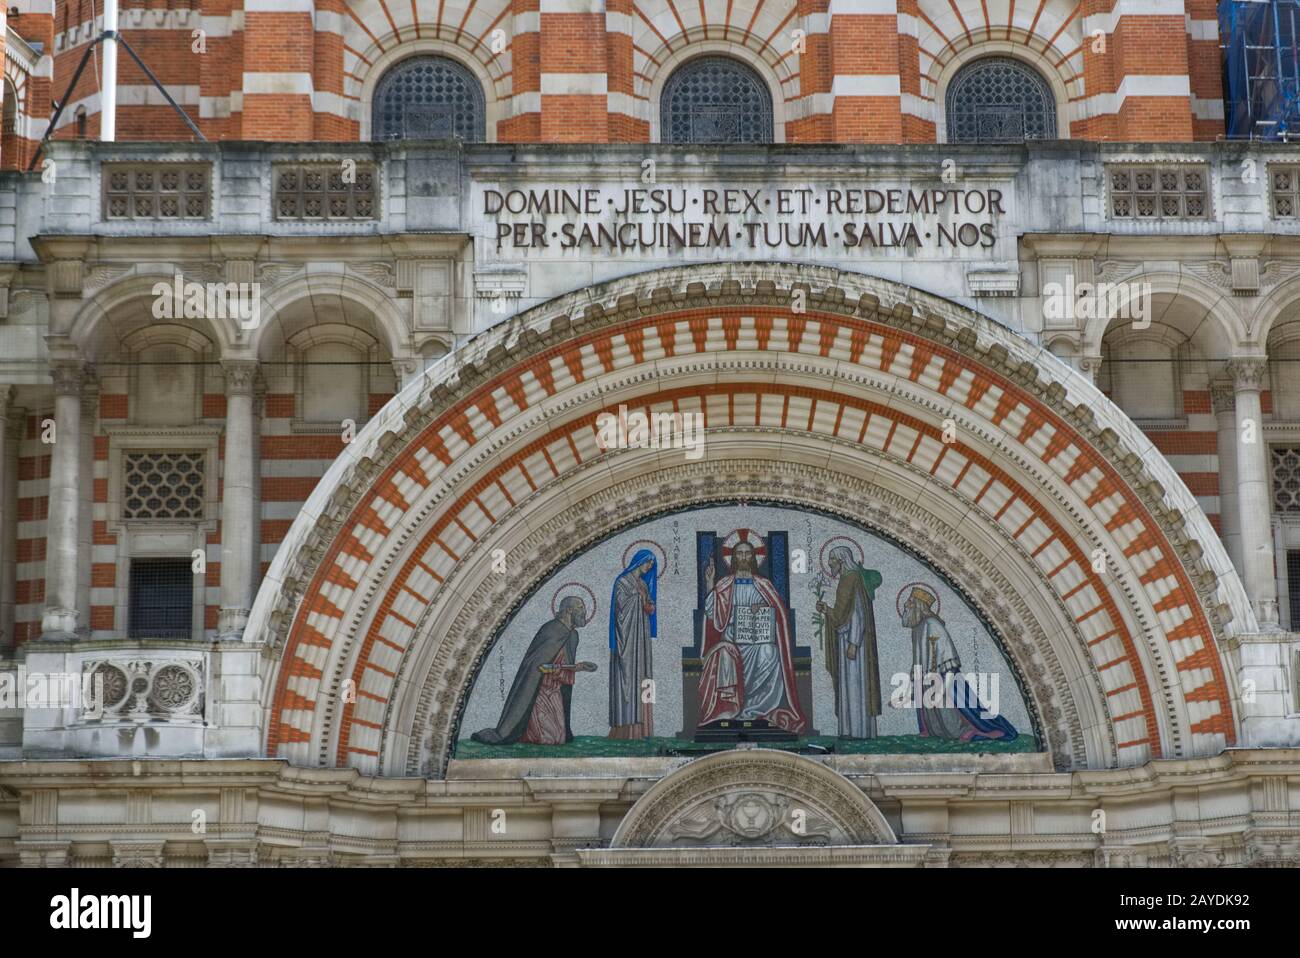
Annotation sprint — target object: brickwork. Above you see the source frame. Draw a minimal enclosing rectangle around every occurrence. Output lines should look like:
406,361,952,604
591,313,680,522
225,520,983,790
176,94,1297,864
32,0,1215,145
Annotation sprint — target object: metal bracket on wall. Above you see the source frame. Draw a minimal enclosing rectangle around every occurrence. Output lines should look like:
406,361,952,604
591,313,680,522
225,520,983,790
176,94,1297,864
27,30,206,172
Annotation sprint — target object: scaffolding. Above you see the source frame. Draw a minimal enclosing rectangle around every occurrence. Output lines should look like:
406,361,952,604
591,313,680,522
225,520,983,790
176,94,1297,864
1222,0,1300,139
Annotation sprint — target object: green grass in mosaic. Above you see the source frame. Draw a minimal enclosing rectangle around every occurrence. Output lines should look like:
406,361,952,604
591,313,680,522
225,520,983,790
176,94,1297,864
453,733,1040,760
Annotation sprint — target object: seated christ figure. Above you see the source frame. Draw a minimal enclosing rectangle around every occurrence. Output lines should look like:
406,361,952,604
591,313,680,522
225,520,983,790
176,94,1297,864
698,539,808,735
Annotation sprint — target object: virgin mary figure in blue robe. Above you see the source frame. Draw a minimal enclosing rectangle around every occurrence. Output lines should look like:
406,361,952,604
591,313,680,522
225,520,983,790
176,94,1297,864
608,549,657,739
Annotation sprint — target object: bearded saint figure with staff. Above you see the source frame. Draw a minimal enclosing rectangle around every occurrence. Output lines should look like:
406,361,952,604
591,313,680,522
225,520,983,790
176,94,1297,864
815,543,883,738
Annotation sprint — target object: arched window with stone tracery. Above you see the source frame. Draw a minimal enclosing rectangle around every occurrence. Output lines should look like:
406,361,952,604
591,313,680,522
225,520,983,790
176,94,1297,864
945,56,1057,143
372,55,486,142
660,55,773,144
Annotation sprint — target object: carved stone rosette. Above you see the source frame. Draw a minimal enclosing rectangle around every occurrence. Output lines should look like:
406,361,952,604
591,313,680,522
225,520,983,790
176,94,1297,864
80,658,205,723
610,750,897,851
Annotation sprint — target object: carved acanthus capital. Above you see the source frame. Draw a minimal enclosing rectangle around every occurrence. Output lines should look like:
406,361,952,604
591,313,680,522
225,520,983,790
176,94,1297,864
49,361,95,397
4,402,25,439
1210,381,1236,414
221,360,261,396
1226,357,1268,392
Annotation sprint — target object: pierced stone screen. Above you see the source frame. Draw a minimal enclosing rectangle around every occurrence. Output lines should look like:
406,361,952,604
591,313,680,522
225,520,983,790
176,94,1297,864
123,451,205,520
1272,446,1300,512
274,164,377,220
103,163,210,220
1109,165,1208,219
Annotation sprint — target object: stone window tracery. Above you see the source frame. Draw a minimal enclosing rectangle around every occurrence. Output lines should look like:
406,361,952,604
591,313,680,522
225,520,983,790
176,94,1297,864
122,451,206,520
945,57,1057,143
1271,165,1300,217
274,163,377,220
1271,446,1300,512
660,56,773,144
372,55,486,142
1108,164,1209,219
102,163,211,220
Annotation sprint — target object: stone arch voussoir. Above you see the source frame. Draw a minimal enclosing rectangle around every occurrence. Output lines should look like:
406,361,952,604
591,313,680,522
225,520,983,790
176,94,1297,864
249,263,1246,779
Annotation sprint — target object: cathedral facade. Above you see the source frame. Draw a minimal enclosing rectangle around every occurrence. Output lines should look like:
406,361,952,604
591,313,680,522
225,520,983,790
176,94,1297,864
0,0,1298,868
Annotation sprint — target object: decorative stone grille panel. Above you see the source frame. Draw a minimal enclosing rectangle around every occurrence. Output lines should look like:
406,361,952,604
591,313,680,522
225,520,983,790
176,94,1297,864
1108,165,1209,219
945,57,1057,143
1271,446,1300,512
372,55,486,141
274,163,378,220
80,658,205,722
1270,165,1300,217
102,163,210,220
660,56,774,144
123,451,205,520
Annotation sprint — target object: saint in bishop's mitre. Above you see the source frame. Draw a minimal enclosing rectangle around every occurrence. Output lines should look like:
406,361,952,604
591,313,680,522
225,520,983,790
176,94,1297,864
900,585,1018,742
698,538,808,735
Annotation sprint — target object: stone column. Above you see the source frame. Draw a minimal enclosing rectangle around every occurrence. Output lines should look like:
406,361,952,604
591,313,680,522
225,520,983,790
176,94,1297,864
218,361,259,639
1211,382,1243,576
0,389,18,650
41,362,92,638
1227,358,1280,630
75,381,98,636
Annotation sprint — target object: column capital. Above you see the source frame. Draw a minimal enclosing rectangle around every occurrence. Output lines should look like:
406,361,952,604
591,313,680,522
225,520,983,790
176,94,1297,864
1210,381,1236,414
79,376,101,414
4,402,25,437
221,360,261,396
49,361,95,397
1226,357,1268,391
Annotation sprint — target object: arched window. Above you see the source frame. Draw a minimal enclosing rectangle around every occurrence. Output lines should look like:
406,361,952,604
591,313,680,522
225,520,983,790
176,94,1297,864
2,81,17,171
660,56,773,143
2,84,16,136
372,55,486,142
945,57,1057,143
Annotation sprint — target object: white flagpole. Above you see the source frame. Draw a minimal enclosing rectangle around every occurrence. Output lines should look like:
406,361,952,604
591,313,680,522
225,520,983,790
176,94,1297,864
100,0,118,141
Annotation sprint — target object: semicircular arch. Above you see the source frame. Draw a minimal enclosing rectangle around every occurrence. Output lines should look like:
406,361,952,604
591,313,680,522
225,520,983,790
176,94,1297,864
250,264,1247,779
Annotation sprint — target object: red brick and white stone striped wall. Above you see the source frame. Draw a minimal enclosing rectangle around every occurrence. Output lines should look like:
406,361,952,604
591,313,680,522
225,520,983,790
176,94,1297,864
13,411,51,645
5,3,51,169
40,0,1216,144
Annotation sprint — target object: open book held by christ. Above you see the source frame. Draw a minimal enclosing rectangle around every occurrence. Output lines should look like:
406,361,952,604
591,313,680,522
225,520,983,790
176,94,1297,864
734,604,774,645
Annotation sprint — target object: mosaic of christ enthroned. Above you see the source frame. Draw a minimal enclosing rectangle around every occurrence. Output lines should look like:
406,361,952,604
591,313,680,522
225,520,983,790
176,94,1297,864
457,504,1037,758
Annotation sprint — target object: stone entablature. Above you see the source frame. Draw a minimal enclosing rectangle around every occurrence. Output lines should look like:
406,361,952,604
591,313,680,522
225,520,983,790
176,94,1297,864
5,141,1300,360
0,749,1297,868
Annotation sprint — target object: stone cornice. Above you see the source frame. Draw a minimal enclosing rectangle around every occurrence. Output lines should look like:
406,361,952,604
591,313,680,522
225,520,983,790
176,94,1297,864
1,749,1296,795
26,233,470,265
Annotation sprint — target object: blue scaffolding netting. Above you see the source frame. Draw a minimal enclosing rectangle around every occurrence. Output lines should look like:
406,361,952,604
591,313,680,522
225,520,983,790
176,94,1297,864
1222,0,1300,139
